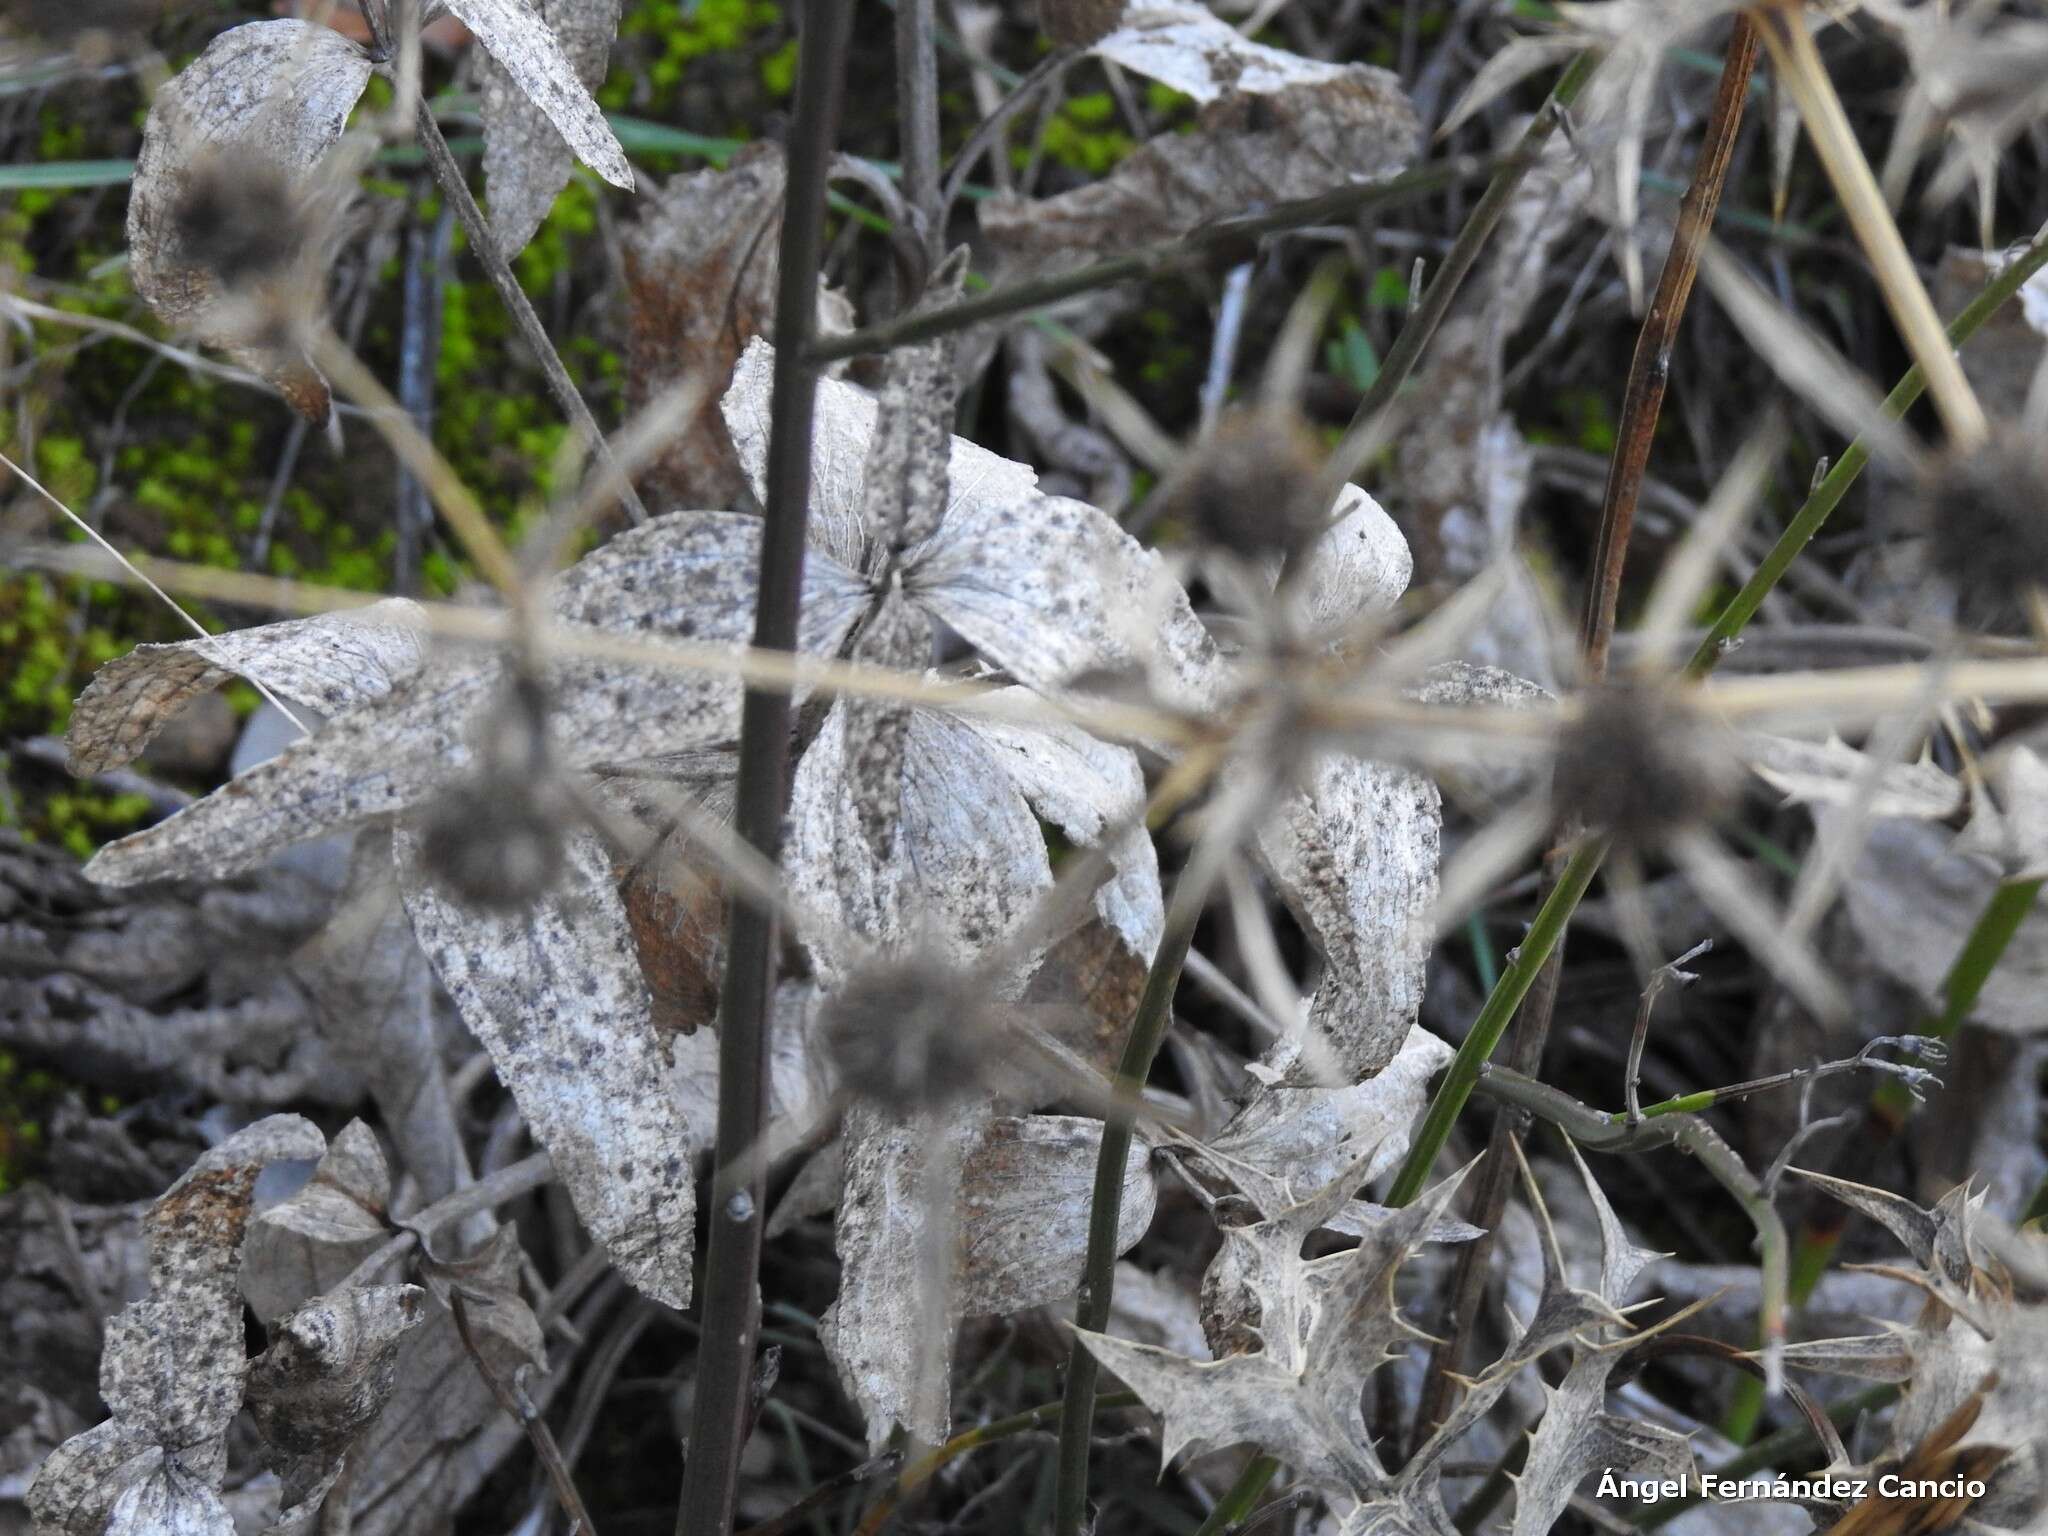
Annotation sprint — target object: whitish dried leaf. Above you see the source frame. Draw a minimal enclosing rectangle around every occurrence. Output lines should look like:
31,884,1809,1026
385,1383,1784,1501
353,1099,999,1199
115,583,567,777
980,60,1417,264
1954,746,2048,880
66,601,426,776
1776,1331,1916,1384
478,0,619,255
1438,33,1585,136
1251,752,1442,1082
1747,734,1965,821
1079,1166,1468,1494
821,1113,1155,1448
1830,812,2048,1035
622,144,790,510
396,827,694,1307
435,0,631,191
910,490,1221,712
1284,485,1414,639
787,700,1055,989
25,1419,156,1536
1194,1023,1450,1219
126,20,373,421
1092,2,1358,102
957,1115,1157,1317
722,336,1040,574
671,981,830,1159
103,1454,234,1536
82,512,867,888
243,1119,393,1326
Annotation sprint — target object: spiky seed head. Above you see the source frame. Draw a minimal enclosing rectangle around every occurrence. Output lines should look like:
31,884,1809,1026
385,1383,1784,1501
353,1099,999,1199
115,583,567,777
1156,407,1329,564
1921,425,2048,627
819,958,995,1119
1551,681,1739,849
417,677,568,911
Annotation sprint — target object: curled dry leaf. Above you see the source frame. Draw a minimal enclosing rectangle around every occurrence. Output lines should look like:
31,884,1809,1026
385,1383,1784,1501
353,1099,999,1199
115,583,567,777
242,1119,393,1327
477,0,621,256
433,0,631,193
77,511,869,889
127,19,374,423
822,1113,1156,1449
28,1115,327,1536
983,7,1418,265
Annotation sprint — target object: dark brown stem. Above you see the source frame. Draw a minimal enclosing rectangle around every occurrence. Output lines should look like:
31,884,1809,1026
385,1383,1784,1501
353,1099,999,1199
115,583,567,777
1406,20,1760,1452
675,5,853,1532
411,101,650,527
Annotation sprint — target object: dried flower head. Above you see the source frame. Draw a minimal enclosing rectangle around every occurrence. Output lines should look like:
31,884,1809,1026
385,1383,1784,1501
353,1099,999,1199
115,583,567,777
819,958,998,1120
416,676,570,910
1155,406,1329,564
1920,425,2048,626
1040,0,1126,47
169,157,308,294
1551,681,1740,849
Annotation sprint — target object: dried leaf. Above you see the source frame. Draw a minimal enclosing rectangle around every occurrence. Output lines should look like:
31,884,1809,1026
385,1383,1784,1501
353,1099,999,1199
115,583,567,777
477,0,620,255
126,20,374,422
396,827,695,1308
622,144,791,510
1251,752,1442,1082
103,1454,234,1536
435,0,631,191
1284,485,1415,640
82,512,868,888
1194,1023,1451,1220
1042,0,1124,47
66,601,426,777
1092,2,1362,103
1747,734,1965,821
1954,746,2048,880
980,53,1417,264
1510,1353,1696,1536
243,1119,393,1327
821,1112,1156,1449
1790,1170,1980,1292
417,1226,547,1378
721,336,1040,574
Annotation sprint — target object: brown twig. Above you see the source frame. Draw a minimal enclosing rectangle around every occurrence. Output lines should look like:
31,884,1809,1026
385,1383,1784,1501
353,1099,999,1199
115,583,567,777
1406,18,1761,1452
451,1291,601,1536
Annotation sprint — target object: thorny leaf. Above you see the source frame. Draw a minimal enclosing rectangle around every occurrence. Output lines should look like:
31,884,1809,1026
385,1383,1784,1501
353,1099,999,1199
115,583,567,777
1190,1023,1451,1220
77,511,869,888
243,1119,393,1327
126,20,374,423
1078,1166,1470,1495
28,1115,327,1536
1954,746,2048,880
821,1113,1157,1449
65,601,427,778
1790,1169,1981,1294
244,1284,427,1534
432,0,632,192
981,28,1419,266
1746,733,1967,821
477,0,620,256
396,827,696,1308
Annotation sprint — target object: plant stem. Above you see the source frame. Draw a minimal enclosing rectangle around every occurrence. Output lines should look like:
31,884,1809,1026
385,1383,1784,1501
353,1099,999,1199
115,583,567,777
895,0,943,261
676,6,852,1532
806,152,1512,363
1342,52,1597,438
1194,1456,1280,1536
412,100,650,527
1052,850,1213,1536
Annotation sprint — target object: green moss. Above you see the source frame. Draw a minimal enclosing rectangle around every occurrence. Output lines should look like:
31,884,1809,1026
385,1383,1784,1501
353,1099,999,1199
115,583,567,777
1029,92,1136,176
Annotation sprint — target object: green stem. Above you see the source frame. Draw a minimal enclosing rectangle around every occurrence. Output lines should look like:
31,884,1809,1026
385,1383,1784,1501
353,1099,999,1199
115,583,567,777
1194,1456,1280,1536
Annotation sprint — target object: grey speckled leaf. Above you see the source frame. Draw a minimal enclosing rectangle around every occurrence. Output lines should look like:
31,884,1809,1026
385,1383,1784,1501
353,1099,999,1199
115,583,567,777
245,1284,426,1462
1252,752,1442,1083
1748,734,1964,821
25,1418,156,1536
82,513,868,888
437,0,631,191
1284,484,1414,639
908,491,1222,713
787,701,1054,990
66,600,427,776
722,338,1040,573
104,1455,235,1536
478,0,620,255
243,1119,394,1326
1509,1354,1695,1536
395,826,695,1308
